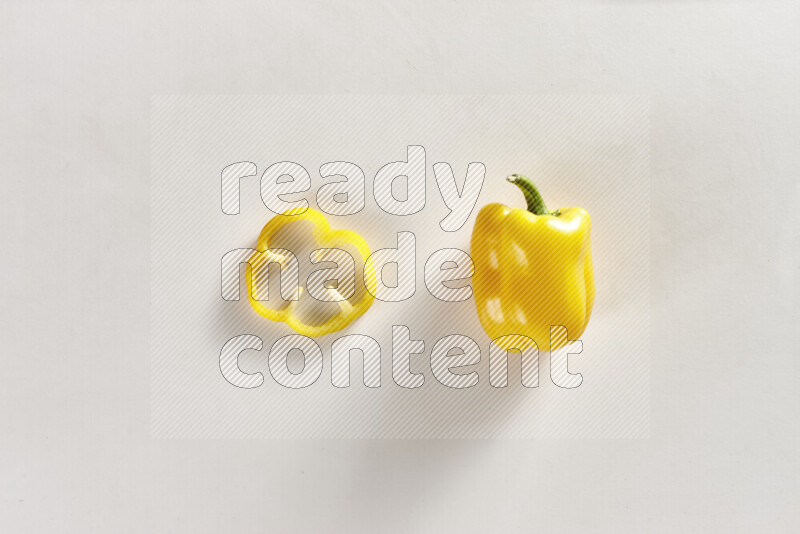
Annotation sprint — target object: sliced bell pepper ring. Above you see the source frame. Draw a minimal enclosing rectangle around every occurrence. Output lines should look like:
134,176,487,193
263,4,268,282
247,208,377,337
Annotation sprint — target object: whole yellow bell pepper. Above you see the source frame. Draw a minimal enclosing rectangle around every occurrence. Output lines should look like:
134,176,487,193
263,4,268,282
471,175,594,351
247,208,377,337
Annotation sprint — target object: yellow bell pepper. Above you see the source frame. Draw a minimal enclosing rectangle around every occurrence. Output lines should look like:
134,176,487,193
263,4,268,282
247,208,376,337
471,175,594,351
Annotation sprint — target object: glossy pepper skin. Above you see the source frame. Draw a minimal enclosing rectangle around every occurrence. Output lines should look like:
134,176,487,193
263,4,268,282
247,208,377,337
471,175,594,351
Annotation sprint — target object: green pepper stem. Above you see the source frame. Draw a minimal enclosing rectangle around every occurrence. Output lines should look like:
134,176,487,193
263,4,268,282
506,174,560,216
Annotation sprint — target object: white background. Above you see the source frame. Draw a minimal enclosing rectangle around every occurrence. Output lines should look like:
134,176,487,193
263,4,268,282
1,1,798,532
